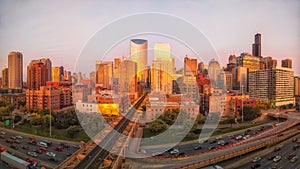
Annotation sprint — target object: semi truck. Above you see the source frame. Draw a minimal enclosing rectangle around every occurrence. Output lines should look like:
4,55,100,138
1,151,30,169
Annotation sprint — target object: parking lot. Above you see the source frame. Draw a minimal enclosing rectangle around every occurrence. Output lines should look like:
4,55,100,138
0,129,81,168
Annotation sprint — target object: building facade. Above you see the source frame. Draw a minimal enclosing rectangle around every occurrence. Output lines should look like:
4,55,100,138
8,52,23,89
2,68,8,88
27,62,48,90
184,56,197,76
96,61,113,89
130,39,148,83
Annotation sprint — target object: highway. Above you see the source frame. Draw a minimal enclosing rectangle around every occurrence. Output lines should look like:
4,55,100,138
238,135,300,169
0,129,80,168
73,94,147,169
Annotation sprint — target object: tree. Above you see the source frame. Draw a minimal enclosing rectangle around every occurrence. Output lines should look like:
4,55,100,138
41,114,54,127
243,106,261,121
66,126,79,138
30,115,42,126
148,119,168,133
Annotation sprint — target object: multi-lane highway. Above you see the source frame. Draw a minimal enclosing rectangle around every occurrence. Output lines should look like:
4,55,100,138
73,94,147,169
0,129,80,168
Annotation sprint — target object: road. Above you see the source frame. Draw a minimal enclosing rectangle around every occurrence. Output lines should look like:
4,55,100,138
0,129,80,168
238,135,300,169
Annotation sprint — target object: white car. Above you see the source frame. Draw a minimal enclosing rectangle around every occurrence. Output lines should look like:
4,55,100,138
38,141,48,148
46,152,56,157
16,136,23,139
170,149,179,155
243,135,250,139
215,136,222,140
273,156,281,162
252,157,261,163
235,135,243,140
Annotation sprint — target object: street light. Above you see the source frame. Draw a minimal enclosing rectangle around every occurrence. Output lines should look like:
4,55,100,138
49,86,52,137
241,84,244,123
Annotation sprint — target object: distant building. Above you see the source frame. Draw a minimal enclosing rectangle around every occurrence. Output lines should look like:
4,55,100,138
52,67,61,82
29,58,52,81
0,89,25,108
233,67,248,92
208,59,222,88
118,60,137,98
262,56,277,69
76,100,120,116
198,62,205,74
184,56,197,76
96,61,113,89
281,59,292,69
2,68,8,88
236,52,261,72
130,39,148,83
27,62,48,90
294,76,300,106
252,33,261,57
8,52,23,89
223,71,233,91
226,55,236,71
72,84,91,104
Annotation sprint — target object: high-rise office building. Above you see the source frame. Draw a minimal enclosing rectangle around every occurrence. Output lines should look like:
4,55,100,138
263,56,277,69
27,62,48,90
151,43,174,94
29,58,52,81
227,55,236,71
198,62,205,74
252,33,261,57
118,60,137,96
184,56,197,76
96,61,113,89
113,58,121,79
208,59,222,88
236,52,261,72
281,59,292,69
130,39,148,83
52,67,61,82
2,68,8,88
8,52,23,89
249,67,294,106
224,71,233,91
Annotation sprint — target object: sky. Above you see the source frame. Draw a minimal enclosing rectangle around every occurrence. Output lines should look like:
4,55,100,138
0,0,299,77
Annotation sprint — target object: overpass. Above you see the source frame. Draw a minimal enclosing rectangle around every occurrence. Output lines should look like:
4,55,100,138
124,110,300,168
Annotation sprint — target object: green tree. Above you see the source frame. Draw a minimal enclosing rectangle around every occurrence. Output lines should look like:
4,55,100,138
243,106,261,121
41,114,54,127
148,119,168,133
66,125,79,138
30,115,42,126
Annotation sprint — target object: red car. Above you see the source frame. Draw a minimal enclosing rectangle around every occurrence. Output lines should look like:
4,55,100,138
39,147,47,151
273,147,281,152
54,147,63,152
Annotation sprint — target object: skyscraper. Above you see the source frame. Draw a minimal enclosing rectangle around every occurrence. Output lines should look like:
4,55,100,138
198,62,205,74
130,39,148,83
27,62,48,90
184,56,197,76
208,59,222,88
263,56,277,69
281,59,292,69
118,60,137,95
2,68,8,88
252,33,261,57
8,52,23,89
96,61,113,89
52,67,61,82
236,52,261,72
29,58,52,81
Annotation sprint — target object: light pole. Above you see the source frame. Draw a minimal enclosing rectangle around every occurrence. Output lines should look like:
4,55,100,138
241,84,244,123
49,86,52,137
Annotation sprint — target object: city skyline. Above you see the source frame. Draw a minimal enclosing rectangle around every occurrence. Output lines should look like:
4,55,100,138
0,1,299,76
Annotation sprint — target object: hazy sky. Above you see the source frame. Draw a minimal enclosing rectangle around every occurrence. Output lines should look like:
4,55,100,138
0,0,299,76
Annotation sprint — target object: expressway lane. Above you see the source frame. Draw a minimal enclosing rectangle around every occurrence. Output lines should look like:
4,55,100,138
73,94,147,169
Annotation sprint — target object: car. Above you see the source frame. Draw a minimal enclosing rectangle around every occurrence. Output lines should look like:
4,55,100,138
54,147,63,152
229,135,236,139
288,154,296,160
210,140,217,144
139,149,146,154
199,139,208,144
208,146,216,150
268,155,276,160
152,152,163,156
14,140,21,144
26,158,37,165
251,163,261,169
15,136,23,139
292,138,298,142
46,152,56,157
273,156,281,162
73,144,81,149
27,151,38,157
60,142,70,149
273,147,281,152
293,144,300,150
48,157,58,162
0,135,5,139
277,133,283,137
167,148,175,152
215,136,222,140
66,152,73,156
290,156,298,163
6,139,13,143
43,140,52,146
22,145,29,150
38,142,48,148
33,149,43,154
193,144,202,150
170,149,179,155
39,147,47,151
10,136,17,140
243,135,250,139
217,140,225,145
235,135,243,140
28,140,37,145
10,145,18,150
252,157,261,163
0,131,6,135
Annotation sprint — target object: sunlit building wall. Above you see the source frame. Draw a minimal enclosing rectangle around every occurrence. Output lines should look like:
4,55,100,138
130,39,148,83
8,52,23,89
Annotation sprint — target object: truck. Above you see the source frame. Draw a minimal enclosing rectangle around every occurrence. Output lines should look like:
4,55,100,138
1,151,30,169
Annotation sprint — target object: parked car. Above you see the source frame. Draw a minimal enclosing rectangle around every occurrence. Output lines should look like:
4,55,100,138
152,152,163,156
268,155,276,160
292,138,298,142
38,142,48,148
46,152,56,157
15,136,23,139
293,144,300,150
273,156,281,162
252,157,261,163
10,136,17,140
10,145,18,150
54,147,63,152
229,135,236,139
0,135,5,139
210,140,217,144
217,140,225,145
22,145,29,150
288,154,296,160
208,146,216,150
48,157,58,162
14,140,21,144
60,143,70,149
39,147,47,151
43,140,52,146
33,149,43,154
235,135,243,140
170,149,179,155
215,136,222,140
27,152,38,157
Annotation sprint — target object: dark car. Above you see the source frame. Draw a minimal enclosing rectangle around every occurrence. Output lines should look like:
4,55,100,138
288,154,296,160
193,144,202,150
208,146,216,150
293,144,299,150
273,147,281,152
10,145,18,150
60,143,70,149
210,140,217,144
268,155,276,160
22,145,29,150
54,147,63,152
251,163,261,169
6,139,13,144
48,157,58,162
33,149,43,154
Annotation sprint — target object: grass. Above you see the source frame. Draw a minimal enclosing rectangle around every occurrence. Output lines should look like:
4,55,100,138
12,123,90,142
